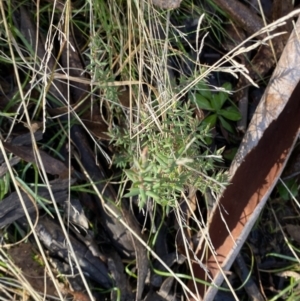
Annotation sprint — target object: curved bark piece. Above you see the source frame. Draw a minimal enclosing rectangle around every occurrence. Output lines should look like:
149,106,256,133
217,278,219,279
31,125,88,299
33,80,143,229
188,16,300,301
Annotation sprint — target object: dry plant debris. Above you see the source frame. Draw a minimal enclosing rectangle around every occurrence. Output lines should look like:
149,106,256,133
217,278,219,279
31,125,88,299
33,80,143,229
0,1,300,301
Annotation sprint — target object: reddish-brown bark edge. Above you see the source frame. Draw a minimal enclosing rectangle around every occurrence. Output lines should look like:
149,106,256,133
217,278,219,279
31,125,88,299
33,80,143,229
187,79,300,300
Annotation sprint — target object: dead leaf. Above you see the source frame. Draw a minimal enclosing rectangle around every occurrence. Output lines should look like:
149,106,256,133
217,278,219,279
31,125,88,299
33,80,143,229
81,118,109,140
286,224,300,244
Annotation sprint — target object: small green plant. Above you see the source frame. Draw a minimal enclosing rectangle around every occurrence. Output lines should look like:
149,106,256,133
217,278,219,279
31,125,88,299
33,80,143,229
277,179,299,201
0,173,10,200
109,99,227,210
194,82,241,133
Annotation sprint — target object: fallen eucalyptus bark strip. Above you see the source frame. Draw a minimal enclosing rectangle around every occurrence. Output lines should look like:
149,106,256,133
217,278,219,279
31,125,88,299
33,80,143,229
188,15,300,301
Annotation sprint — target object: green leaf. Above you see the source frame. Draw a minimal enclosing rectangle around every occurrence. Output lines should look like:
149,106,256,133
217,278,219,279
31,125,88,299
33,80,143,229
222,82,232,91
152,182,161,190
124,188,141,198
277,179,299,201
133,157,141,169
124,170,138,182
211,92,227,111
142,177,156,182
219,116,235,133
143,164,154,174
197,81,212,99
219,107,241,121
137,188,147,209
154,153,169,168
195,94,213,111
0,112,18,117
202,114,217,129
277,183,289,201
145,190,160,201
223,147,238,161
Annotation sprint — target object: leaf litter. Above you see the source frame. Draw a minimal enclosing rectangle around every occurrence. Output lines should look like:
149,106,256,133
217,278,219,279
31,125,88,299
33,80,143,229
1,1,300,301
